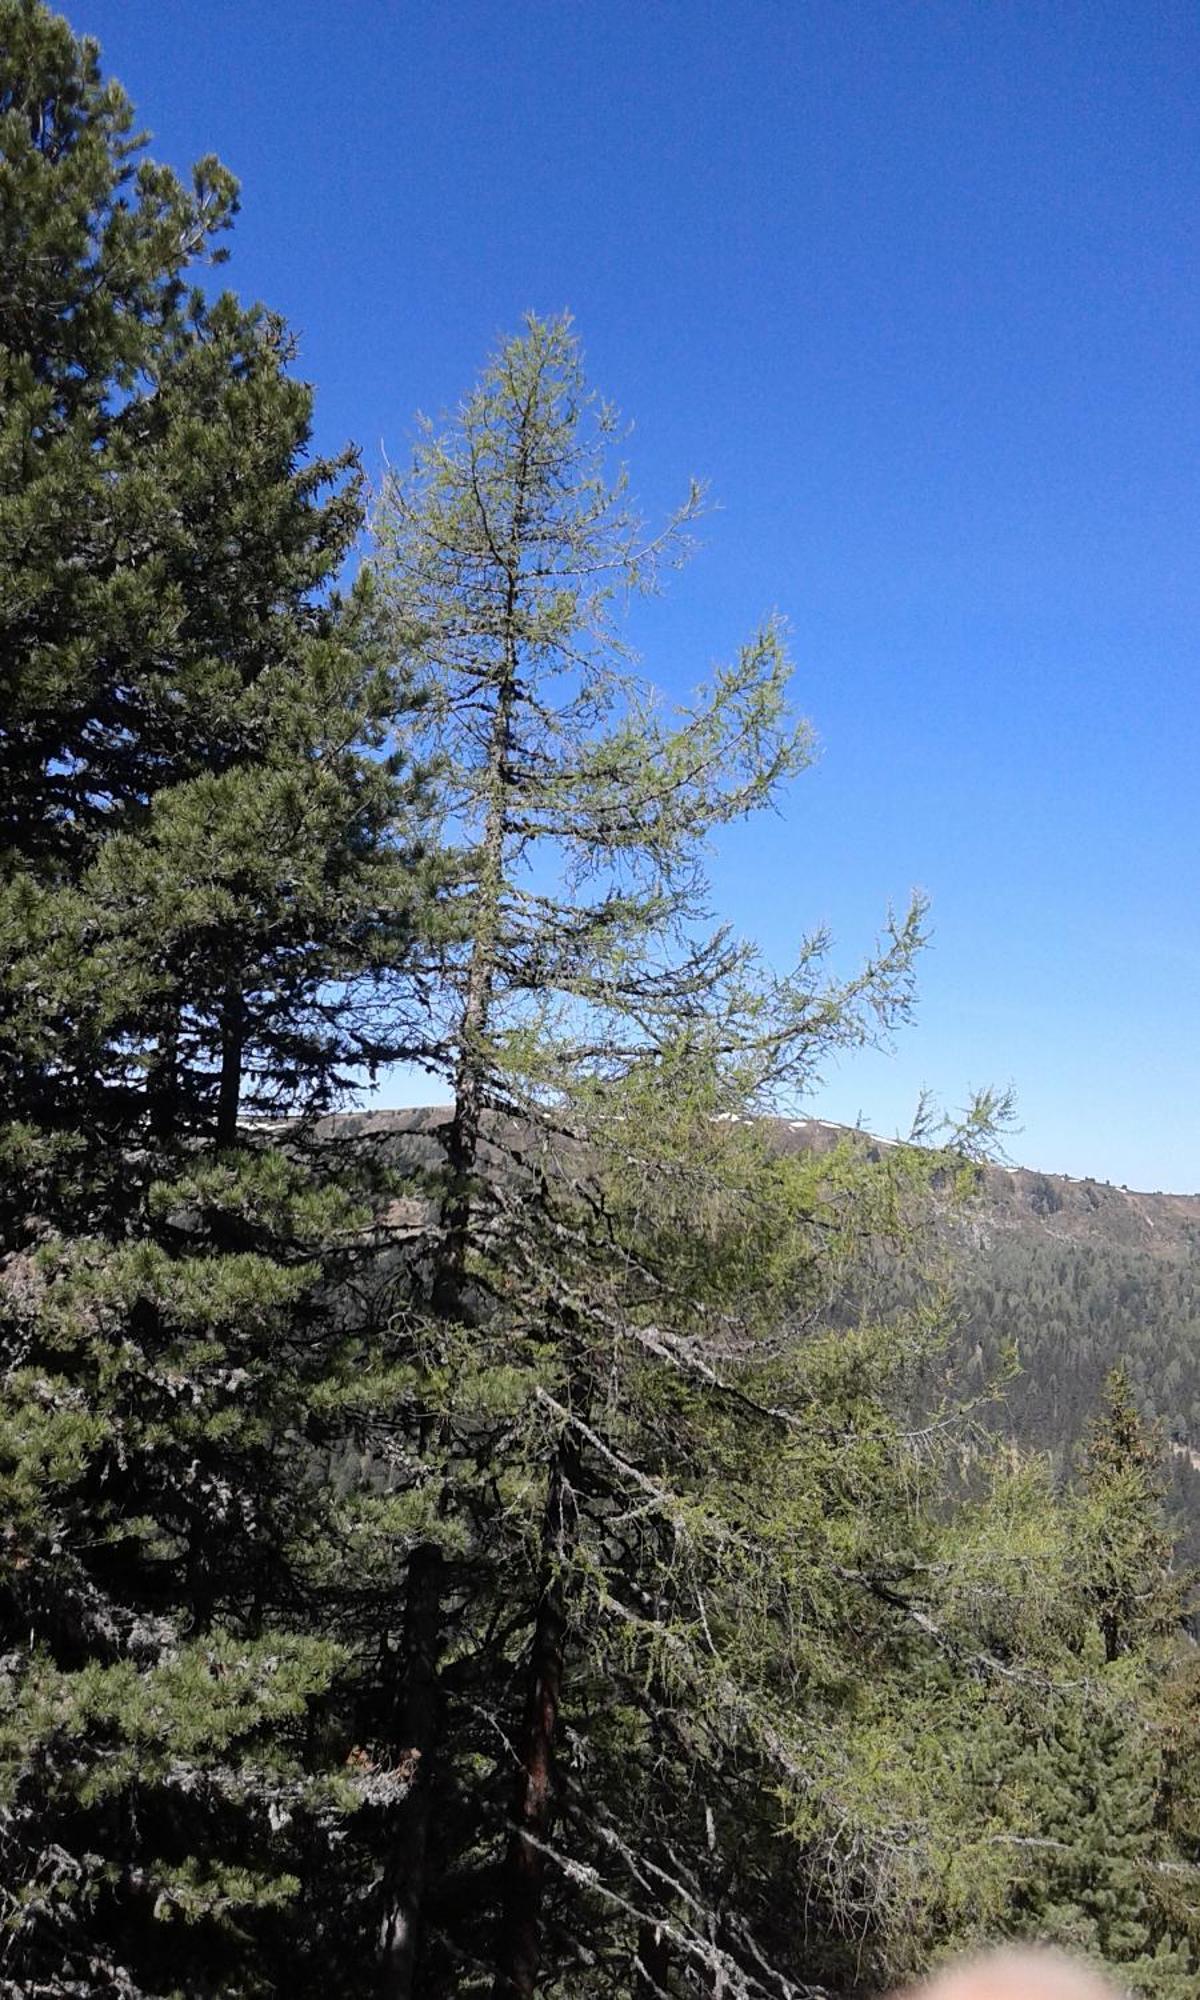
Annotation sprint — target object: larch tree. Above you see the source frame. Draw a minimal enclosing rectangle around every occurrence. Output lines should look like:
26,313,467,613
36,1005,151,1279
364,316,1028,1999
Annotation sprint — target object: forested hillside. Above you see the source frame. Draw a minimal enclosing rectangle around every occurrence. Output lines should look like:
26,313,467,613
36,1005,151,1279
777,1120,1200,1563
944,1160,1200,1562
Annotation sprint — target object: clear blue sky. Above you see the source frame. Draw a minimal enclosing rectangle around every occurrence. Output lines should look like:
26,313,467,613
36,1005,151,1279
80,0,1199,1191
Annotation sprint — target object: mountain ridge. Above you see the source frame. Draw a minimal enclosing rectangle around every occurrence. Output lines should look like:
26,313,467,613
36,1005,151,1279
323,1104,1200,1244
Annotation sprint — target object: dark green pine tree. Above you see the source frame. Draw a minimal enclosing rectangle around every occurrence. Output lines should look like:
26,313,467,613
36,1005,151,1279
0,9,438,1993
1005,1698,1191,1998
989,1373,1195,1997
0,0,238,875
1077,1365,1185,1665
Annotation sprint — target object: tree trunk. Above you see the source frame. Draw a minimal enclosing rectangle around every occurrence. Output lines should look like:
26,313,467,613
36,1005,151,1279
385,651,513,1982
407,411,532,1990
148,1012,179,1144
378,1544,445,1999
215,980,244,1148
491,1448,570,2000
432,580,519,1316
634,1918,672,1996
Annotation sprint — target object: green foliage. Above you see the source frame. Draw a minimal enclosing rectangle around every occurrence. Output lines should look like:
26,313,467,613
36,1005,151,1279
0,7,435,1992
954,1381,1198,1999
356,317,1170,2000
3,14,1197,1996
946,1220,1200,1569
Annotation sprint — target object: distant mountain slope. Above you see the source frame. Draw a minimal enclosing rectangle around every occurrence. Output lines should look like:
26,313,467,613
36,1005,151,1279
324,1108,1200,1551
943,1150,1200,1557
776,1113,1200,1248
774,1115,1200,1555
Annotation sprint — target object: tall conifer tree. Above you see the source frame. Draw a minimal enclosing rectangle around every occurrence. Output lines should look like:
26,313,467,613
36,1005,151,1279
364,317,1029,1999
0,10,436,1992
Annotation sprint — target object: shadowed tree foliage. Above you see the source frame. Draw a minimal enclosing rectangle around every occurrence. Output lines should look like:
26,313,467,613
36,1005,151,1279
0,8,438,1993
1,0,237,872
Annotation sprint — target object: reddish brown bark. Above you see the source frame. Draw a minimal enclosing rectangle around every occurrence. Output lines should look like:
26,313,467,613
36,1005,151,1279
491,1452,569,2000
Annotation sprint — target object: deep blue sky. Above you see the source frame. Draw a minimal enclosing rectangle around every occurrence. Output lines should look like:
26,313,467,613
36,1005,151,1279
80,1,1198,1190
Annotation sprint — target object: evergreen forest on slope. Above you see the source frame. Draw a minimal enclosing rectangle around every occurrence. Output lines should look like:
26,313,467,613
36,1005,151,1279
3,9,1200,1996
951,1183,1200,1572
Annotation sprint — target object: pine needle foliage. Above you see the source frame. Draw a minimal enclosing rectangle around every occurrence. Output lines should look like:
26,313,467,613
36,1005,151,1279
0,8,437,1992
